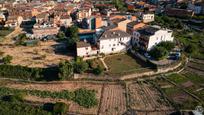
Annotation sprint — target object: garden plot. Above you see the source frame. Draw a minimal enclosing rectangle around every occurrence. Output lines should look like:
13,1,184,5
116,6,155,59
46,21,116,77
128,82,172,111
161,86,200,109
5,81,103,114
135,111,173,115
183,59,204,76
99,84,127,115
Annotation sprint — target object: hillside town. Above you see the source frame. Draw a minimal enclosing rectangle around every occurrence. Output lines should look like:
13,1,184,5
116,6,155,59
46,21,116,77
0,0,204,114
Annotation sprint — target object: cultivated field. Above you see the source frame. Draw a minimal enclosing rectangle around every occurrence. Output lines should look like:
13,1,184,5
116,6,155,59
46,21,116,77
128,81,173,112
0,40,73,68
99,84,127,115
5,81,103,114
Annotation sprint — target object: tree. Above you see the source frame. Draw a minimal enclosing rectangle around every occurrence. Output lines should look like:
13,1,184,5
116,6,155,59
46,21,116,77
58,61,73,80
2,55,13,64
80,18,89,29
57,31,65,40
112,0,125,11
74,57,88,73
185,44,197,54
157,41,175,51
66,25,79,47
74,61,88,73
93,66,103,75
149,46,168,60
53,102,68,115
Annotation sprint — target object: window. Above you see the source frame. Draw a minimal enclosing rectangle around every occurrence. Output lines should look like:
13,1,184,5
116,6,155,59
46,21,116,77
109,44,111,47
113,44,115,46
119,38,121,41
117,44,119,46
85,47,88,50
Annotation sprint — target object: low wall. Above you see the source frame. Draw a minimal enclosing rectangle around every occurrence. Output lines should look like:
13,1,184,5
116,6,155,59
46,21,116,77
120,61,182,80
74,59,183,81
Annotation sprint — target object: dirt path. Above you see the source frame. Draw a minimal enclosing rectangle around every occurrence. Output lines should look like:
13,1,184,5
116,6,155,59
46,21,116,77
2,27,22,44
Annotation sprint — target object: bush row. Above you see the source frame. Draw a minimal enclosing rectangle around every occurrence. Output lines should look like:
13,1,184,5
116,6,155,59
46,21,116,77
0,64,59,81
0,87,98,108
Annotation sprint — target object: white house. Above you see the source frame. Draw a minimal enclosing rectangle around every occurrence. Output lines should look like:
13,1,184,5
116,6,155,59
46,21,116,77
76,30,131,57
76,41,98,57
133,26,174,51
142,13,154,23
99,30,131,54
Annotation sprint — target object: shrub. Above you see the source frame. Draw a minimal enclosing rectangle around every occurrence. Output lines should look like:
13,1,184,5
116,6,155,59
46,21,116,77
53,102,68,115
185,44,197,54
93,66,103,75
0,64,42,80
73,58,88,73
2,55,13,64
2,92,26,102
157,41,175,51
58,61,73,80
86,60,93,68
73,88,98,108
149,46,168,60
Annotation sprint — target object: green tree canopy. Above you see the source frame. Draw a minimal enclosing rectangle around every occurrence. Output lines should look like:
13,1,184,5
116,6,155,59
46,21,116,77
93,66,103,75
157,41,175,51
58,61,73,80
66,25,79,47
74,57,88,73
2,55,13,64
185,44,197,54
53,102,68,115
57,31,66,40
149,46,168,60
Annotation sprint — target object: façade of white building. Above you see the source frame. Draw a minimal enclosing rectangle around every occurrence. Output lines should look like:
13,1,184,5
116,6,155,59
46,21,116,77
99,30,131,54
142,13,154,23
132,26,174,51
76,30,131,57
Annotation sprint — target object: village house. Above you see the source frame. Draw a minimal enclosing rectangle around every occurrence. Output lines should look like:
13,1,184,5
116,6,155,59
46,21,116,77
132,26,174,51
109,15,137,32
76,30,132,57
99,30,132,54
126,21,146,35
142,13,154,23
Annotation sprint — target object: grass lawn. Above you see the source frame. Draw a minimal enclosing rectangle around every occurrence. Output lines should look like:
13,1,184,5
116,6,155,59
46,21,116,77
166,73,189,84
104,53,151,76
182,72,204,85
162,87,201,109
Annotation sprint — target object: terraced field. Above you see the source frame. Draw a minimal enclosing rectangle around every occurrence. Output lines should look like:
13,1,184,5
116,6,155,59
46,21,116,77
128,81,172,112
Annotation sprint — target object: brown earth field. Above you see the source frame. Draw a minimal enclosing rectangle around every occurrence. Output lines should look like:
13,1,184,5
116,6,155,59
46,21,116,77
3,80,176,115
0,40,73,68
128,82,173,112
